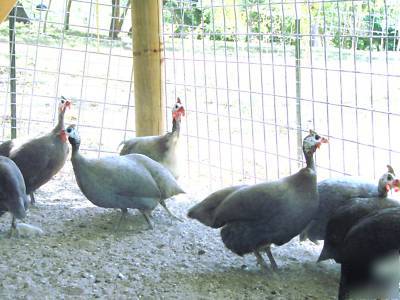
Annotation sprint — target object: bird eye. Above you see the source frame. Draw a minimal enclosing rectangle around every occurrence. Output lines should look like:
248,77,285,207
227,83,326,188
387,174,393,181
315,134,320,140
175,104,179,109
61,100,65,104
67,128,72,133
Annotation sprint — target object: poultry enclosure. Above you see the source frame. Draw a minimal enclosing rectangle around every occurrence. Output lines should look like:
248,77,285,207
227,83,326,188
0,0,399,299
1,0,399,192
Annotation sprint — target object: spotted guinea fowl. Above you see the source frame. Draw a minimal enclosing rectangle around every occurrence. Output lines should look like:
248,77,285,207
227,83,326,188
66,125,184,229
0,96,70,157
188,130,328,271
318,167,400,263
300,165,398,243
0,156,29,235
324,207,400,299
119,97,185,178
0,97,71,204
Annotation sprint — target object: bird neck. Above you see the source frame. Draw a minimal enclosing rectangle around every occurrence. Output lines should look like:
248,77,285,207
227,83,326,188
172,118,180,135
303,148,316,171
69,139,81,155
378,184,388,198
52,109,65,133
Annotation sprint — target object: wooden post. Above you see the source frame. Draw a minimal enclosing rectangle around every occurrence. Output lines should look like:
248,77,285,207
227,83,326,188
0,0,17,23
131,0,164,137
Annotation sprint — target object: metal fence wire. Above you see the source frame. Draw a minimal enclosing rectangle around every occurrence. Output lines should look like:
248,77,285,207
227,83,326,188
0,0,400,192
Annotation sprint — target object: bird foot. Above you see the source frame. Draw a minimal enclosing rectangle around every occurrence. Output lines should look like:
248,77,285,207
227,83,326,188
30,193,35,205
254,251,271,274
114,210,128,232
170,214,184,223
265,247,279,271
160,200,183,222
141,211,154,230
8,226,19,238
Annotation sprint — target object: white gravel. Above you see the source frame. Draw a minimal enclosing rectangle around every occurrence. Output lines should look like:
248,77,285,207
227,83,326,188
0,164,339,299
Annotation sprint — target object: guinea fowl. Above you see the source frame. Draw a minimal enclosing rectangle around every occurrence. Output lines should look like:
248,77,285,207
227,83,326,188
188,130,328,271
0,96,71,204
66,125,184,229
119,97,185,178
0,156,29,235
300,165,398,243
323,207,400,299
318,166,400,263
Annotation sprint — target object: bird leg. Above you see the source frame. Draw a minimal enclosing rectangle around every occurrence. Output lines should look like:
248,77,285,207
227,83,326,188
338,264,351,300
114,208,128,231
30,193,35,205
140,210,153,230
159,199,183,222
8,216,17,238
264,245,279,271
254,250,270,273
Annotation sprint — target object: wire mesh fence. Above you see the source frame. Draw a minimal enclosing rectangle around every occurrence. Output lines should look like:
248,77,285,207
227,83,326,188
162,0,400,190
0,0,400,192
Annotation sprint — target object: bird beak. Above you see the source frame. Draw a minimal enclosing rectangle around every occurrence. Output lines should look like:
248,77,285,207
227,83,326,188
316,137,329,149
65,100,72,109
321,137,329,144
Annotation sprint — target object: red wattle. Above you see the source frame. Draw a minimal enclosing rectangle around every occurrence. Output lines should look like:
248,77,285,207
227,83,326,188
59,131,68,143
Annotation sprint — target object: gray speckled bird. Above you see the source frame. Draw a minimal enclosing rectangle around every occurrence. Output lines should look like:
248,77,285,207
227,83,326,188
119,98,185,178
188,130,328,271
66,125,184,229
318,166,400,263
0,156,29,235
0,96,71,204
300,165,399,243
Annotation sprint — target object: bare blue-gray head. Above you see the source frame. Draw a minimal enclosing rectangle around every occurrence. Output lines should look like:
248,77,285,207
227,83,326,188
303,130,328,155
66,124,80,150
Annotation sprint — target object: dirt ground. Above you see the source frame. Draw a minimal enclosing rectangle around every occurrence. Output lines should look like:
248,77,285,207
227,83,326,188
0,164,339,300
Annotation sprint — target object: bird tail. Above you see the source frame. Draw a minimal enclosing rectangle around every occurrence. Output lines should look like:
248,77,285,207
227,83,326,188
117,140,126,153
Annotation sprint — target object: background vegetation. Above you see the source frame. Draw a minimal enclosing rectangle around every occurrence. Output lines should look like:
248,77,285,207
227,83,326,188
163,0,400,51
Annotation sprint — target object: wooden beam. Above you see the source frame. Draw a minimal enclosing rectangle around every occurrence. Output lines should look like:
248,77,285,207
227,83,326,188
131,0,164,137
0,0,17,24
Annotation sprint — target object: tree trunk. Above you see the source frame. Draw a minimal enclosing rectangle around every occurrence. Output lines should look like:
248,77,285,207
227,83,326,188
109,0,120,39
43,0,52,33
114,0,130,36
64,0,72,30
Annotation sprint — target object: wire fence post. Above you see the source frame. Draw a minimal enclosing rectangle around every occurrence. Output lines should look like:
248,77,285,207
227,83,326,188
295,9,302,167
9,7,17,139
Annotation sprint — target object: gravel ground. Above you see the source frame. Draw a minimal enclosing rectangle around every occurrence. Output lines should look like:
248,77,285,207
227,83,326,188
0,164,339,299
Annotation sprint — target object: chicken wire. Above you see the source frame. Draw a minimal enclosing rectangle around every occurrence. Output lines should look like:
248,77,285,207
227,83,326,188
0,0,400,192
162,0,400,190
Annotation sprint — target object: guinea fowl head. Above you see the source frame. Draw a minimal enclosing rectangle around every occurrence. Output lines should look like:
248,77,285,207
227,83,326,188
302,130,328,156
59,96,72,113
66,124,80,147
172,97,185,121
378,165,400,195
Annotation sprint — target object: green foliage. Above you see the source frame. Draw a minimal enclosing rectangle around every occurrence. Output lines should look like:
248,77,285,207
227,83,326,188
162,0,399,51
